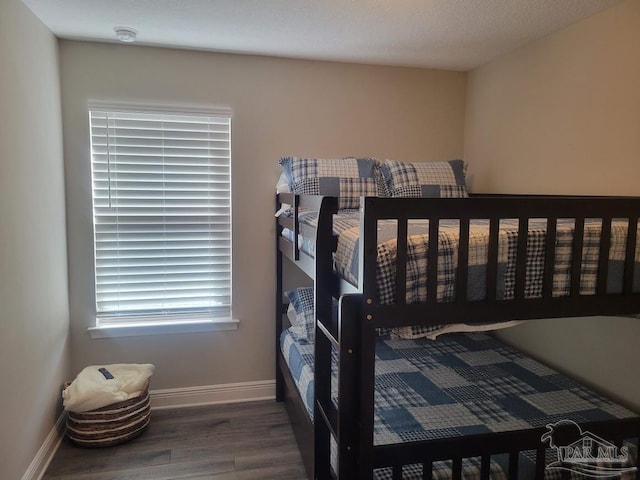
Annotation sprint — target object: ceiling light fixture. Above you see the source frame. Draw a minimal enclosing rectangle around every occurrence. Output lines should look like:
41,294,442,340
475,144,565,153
114,27,137,43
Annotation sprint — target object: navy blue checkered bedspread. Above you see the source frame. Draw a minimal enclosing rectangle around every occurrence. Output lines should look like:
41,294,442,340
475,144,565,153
283,212,640,305
283,211,640,339
280,330,638,479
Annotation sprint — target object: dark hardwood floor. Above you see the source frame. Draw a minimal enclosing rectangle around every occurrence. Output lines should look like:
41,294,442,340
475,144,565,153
44,401,307,480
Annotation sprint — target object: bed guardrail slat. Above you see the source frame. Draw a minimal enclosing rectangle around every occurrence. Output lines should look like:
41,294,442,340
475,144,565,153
422,459,433,480
452,457,463,480
486,218,500,301
396,218,408,305
570,217,586,296
292,194,300,260
427,218,439,303
635,438,640,480
392,464,402,480
313,325,332,480
457,218,470,303
359,197,378,305
624,216,638,295
480,454,491,480
542,217,557,298
534,446,546,480
597,217,612,296
508,451,519,479
313,410,331,479
514,217,529,300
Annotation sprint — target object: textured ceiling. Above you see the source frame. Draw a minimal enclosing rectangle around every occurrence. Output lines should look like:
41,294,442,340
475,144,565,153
22,0,624,70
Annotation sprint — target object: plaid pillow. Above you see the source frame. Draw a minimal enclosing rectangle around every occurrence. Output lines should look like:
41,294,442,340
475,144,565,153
279,157,384,209
285,288,315,343
394,325,448,340
285,287,390,342
395,321,521,340
381,159,468,198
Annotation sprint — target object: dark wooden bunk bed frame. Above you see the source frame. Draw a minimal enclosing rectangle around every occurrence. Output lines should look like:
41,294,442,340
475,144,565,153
275,192,640,480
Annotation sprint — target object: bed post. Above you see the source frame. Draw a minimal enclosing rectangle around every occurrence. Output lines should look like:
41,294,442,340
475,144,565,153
356,196,379,478
336,294,362,478
275,194,285,402
313,195,339,480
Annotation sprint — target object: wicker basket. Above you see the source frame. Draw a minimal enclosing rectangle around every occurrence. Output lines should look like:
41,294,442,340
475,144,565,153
65,380,151,448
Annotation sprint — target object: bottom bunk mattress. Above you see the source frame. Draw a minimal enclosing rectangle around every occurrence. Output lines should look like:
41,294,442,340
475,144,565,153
280,329,639,479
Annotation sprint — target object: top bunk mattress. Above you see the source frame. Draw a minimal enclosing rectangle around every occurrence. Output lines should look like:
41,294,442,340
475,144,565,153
282,211,640,305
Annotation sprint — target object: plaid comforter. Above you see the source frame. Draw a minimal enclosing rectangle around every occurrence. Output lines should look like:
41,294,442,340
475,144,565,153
283,211,639,337
280,330,638,479
285,211,639,304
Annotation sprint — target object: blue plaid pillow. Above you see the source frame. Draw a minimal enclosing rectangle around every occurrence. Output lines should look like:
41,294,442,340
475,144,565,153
381,159,468,198
285,287,389,342
279,157,384,209
285,288,315,343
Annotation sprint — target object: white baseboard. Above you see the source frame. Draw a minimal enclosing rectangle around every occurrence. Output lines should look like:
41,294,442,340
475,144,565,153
21,412,66,480
150,379,276,410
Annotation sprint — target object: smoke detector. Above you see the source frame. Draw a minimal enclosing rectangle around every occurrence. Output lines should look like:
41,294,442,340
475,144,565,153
114,27,137,43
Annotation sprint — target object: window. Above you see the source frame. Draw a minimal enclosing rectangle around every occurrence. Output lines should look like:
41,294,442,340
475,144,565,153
88,104,232,334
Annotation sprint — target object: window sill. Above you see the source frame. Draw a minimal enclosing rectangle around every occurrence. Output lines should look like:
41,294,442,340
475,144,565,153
88,318,239,339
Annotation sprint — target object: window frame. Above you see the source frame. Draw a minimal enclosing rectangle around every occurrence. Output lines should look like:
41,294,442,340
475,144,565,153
86,102,236,338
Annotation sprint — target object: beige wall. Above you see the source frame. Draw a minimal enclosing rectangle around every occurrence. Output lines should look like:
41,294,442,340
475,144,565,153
2,0,636,473
0,0,70,478
59,41,467,389
465,0,640,409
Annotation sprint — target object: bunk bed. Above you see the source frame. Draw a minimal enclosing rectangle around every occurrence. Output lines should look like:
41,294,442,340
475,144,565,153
274,158,640,480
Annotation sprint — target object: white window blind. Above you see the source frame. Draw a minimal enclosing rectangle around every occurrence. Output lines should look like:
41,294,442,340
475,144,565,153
89,106,232,325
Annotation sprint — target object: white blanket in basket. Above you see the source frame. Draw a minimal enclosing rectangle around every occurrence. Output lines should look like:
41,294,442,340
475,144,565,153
63,363,155,413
